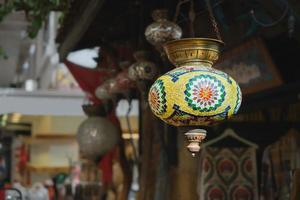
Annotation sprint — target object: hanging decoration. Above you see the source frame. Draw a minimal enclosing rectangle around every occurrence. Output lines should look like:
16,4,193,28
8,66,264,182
103,60,136,99
95,80,112,100
77,105,119,160
95,49,134,101
106,78,119,95
64,45,119,104
94,80,114,112
113,69,136,94
128,50,158,100
148,39,241,156
148,39,241,126
145,9,182,51
148,0,242,156
128,51,158,81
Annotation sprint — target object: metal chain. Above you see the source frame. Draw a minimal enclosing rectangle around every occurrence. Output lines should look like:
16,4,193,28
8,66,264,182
205,0,222,41
189,0,196,37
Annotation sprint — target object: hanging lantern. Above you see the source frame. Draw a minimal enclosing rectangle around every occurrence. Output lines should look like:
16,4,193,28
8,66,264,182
77,106,119,160
95,81,112,100
128,50,158,81
105,78,118,95
95,81,114,111
148,38,242,155
145,9,182,49
77,117,119,160
116,70,135,90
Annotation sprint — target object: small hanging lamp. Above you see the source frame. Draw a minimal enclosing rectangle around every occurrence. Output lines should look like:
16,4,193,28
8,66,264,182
128,50,158,81
145,9,182,50
95,80,112,100
148,0,242,156
77,105,120,160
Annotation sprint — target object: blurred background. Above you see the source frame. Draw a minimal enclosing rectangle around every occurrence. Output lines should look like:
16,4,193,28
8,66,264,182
0,0,299,199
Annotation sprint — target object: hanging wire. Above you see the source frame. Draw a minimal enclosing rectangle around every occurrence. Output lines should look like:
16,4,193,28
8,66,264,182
205,0,222,41
189,0,196,37
173,0,223,39
177,0,223,24
125,99,139,163
250,0,290,27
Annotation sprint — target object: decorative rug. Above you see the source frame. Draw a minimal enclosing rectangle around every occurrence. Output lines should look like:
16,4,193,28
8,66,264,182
197,147,258,200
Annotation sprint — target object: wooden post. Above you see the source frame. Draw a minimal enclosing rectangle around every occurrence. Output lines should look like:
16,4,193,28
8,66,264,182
137,97,162,200
168,128,199,200
58,0,106,60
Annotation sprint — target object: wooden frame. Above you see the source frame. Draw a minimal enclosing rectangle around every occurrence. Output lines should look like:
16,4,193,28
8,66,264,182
216,37,282,94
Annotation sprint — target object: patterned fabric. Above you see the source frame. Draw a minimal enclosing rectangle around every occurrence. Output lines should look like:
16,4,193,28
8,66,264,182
260,129,300,200
234,86,242,114
198,147,258,200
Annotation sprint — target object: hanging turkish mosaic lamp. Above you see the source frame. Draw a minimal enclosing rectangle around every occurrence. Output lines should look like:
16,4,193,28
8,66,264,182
148,38,242,156
145,9,182,50
148,0,242,156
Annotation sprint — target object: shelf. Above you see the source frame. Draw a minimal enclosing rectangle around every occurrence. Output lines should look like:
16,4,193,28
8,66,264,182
26,164,70,174
22,134,76,144
33,134,76,139
0,89,85,116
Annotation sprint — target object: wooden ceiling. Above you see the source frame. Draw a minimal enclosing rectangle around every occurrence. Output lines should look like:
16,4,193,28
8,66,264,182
57,0,300,51
58,0,300,80
56,0,300,112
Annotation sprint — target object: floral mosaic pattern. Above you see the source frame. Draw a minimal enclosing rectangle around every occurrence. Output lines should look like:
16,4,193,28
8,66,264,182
234,86,242,114
148,80,167,115
165,66,194,82
184,75,226,112
166,65,233,84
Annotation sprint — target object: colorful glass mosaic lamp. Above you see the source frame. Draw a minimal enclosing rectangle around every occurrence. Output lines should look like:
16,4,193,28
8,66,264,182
148,0,242,156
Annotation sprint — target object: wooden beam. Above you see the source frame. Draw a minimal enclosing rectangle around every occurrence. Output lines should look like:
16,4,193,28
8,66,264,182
138,96,162,200
240,82,300,113
58,0,106,61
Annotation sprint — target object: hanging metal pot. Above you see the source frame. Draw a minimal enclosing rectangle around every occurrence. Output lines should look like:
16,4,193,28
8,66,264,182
145,9,182,49
128,50,158,81
77,105,119,160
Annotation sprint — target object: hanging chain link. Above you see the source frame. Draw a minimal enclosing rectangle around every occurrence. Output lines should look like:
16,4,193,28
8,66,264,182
174,0,222,40
189,0,196,37
205,0,222,41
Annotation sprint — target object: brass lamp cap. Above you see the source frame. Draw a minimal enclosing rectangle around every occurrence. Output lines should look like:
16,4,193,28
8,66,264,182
163,38,224,67
185,129,207,157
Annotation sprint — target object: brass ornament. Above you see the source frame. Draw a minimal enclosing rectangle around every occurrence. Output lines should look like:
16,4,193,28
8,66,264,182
185,129,207,157
163,38,223,67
